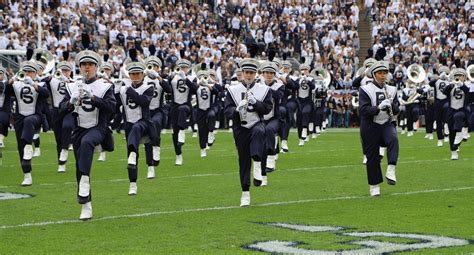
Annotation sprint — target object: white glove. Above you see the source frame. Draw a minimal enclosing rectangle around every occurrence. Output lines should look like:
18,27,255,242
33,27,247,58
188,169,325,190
236,99,248,112
178,70,186,79
276,72,281,79
83,86,93,98
378,99,391,110
146,69,159,79
247,93,257,104
69,91,80,105
439,73,448,80
188,72,197,81
24,76,34,85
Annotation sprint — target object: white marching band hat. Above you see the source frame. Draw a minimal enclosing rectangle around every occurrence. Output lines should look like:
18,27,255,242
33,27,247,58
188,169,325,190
75,50,102,66
20,61,39,73
239,58,259,72
368,61,389,78
450,68,467,80
145,56,162,68
126,61,146,73
282,61,292,69
260,61,278,73
272,58,282,69
299,64,311,71
100,62,114,71
439,66,450,75
56,61,73,71
363,58,377,69
196,70,208,79
175,59,191,68
208,69,217,78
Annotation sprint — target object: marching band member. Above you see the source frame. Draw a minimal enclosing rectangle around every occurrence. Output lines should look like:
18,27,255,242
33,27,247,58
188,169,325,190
32,58,53,157
10,61,50,186
111,65,125,134
429,66,451,146
398,91,407,134
169,59,198,166
442,68,470,160
421,82,435,140
227,68,243,131
353,58,376,164
260,61,285,176
143,56,171,178
47,61,75,173
400,79,423,137
296,64,315,146
224,58,273,207
0,67,12,148
391,65,407,133
207,68,224,147
279,61,298,152
59,50,116,220
195,70,220,157
119,61,155,195
468,72,474,133
311,76,327,138
95,61,116,162
359,61,400,196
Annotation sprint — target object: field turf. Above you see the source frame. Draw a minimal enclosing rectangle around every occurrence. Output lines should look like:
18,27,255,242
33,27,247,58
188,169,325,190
0,129,473,254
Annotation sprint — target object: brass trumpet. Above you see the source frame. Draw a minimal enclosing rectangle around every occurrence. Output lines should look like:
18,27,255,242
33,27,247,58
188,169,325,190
199,75,210,86
146,64,154,71
173,66,182,76
17,71,26,81
54,70,62,79
98,69,114,84
98,69,108,80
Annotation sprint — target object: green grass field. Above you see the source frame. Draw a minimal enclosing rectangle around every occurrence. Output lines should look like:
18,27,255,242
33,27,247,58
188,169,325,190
0,129,473,254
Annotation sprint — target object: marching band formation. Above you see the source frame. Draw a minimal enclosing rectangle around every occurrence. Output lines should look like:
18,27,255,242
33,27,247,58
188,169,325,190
0,46,473,220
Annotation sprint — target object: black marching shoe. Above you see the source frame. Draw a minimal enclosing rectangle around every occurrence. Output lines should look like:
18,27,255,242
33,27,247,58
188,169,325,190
253,178,262,187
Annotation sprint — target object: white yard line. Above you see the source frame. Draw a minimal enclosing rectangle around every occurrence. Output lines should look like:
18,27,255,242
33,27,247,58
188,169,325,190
0,186,472,230
0,158,471,189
